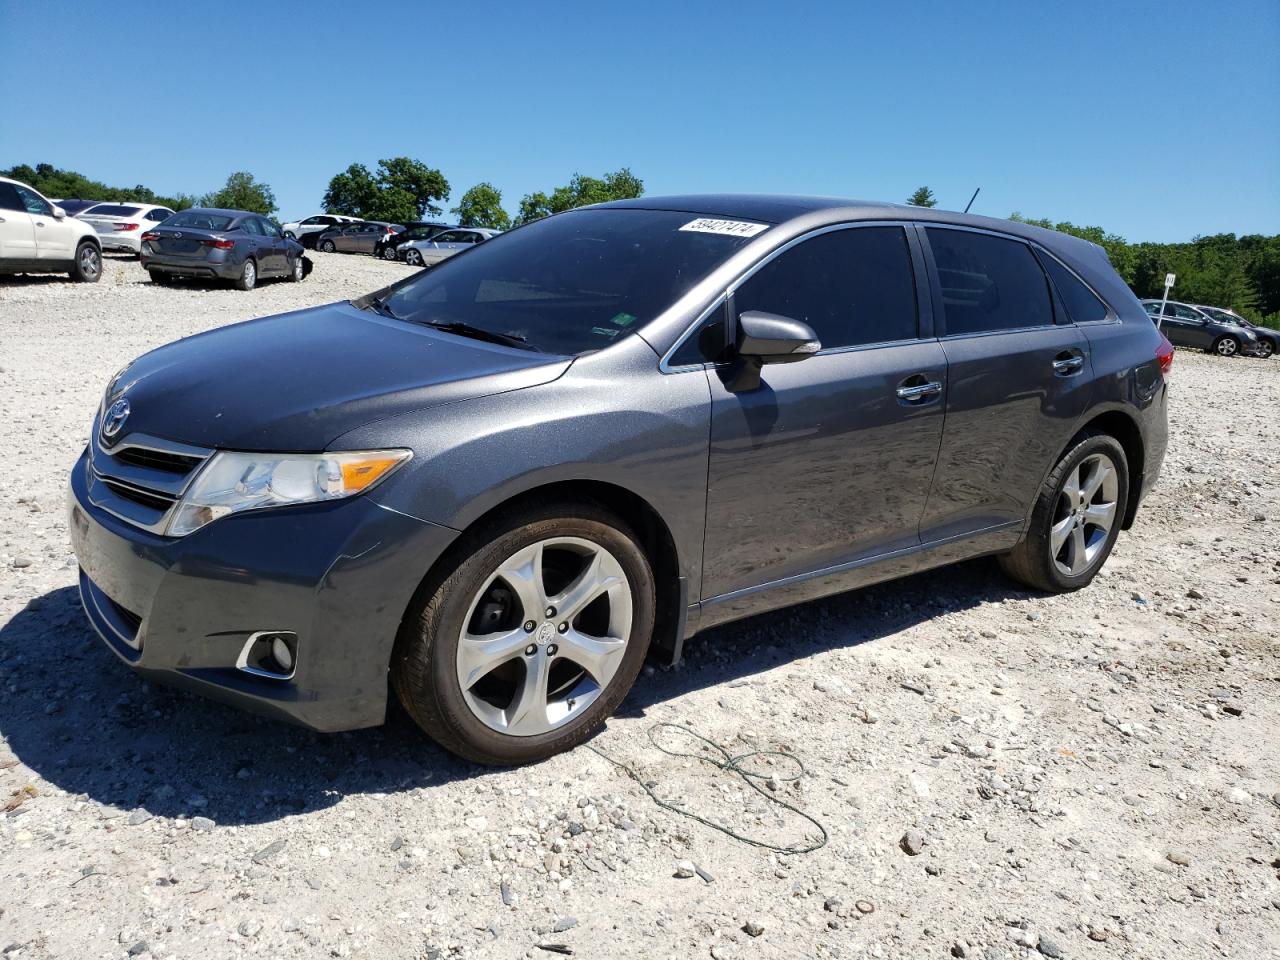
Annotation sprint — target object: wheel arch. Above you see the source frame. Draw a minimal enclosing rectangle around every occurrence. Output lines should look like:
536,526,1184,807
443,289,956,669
401,478,687,666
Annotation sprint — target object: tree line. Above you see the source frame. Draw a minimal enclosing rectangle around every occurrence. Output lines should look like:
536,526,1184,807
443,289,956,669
1,163,278,216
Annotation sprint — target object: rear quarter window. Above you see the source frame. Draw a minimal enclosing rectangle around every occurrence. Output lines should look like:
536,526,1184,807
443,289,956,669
1040,254,1109,323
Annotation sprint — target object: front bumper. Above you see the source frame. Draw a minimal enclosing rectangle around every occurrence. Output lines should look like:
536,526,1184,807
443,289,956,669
68,449,458,731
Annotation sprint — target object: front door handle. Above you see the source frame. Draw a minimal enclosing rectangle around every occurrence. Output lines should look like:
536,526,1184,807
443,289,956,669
35,220,46,228
896,380,943,400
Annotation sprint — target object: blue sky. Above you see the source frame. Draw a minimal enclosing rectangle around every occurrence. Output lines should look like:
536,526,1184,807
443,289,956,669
2,0,1276,241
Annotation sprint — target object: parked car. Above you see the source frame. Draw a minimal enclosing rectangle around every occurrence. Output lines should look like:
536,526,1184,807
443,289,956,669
316,221,405,254
1194,305,1277,359
399,227,500,266
140,208,306,290
374,222,452,260
70,195,1170,765
1141,299,1262,357
77,202,176,256
50,198,107,216
0,176,102,282
280,213,359,241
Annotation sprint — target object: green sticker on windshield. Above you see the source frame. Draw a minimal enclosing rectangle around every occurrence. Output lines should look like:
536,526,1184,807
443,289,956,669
609,312,637,327
591,326,620,338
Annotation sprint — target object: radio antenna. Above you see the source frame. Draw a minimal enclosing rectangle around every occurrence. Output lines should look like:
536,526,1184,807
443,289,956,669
963,187,981,214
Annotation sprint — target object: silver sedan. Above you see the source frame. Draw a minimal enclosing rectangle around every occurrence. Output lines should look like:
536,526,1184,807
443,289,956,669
399,228,501,266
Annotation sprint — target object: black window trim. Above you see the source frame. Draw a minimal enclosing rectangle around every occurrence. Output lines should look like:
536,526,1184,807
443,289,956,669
661,220,931,373
1030,244,1118,326
920,223,1068,341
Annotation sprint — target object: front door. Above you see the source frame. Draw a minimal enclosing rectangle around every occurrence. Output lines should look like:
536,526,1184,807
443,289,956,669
0,182,37,259
1162,303,1212,348
16,184,77,260
700,224,945,609
917,226,1096,541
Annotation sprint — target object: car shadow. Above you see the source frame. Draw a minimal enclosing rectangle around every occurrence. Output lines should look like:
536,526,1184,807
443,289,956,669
0,559,1029,826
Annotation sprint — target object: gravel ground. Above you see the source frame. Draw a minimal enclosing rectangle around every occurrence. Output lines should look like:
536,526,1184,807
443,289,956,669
1,254,1278,960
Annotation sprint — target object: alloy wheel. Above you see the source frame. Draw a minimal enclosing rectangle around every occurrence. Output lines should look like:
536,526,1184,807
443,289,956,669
292,257,304,281
242,259,256,289
406,249,422,266
1216,337,1237,357
383,246,398,260
1050,452,1119,577
79,245,101,280
456,537,632,737
1259,341,1274,359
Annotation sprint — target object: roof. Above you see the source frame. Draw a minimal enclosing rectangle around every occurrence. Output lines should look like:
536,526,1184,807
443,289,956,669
179,207,259,218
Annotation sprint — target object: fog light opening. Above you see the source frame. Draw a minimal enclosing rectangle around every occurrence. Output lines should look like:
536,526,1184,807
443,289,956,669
236,631,298,681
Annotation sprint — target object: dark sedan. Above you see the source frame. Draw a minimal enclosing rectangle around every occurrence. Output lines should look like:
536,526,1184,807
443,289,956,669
374,222,452,260
140,208,307,290
1141,299,1262,357
1195,305,1277,359
315,220,404,255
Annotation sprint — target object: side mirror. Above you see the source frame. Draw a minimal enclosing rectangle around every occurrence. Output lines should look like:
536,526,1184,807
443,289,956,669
52,206,67,219
727,310,821,391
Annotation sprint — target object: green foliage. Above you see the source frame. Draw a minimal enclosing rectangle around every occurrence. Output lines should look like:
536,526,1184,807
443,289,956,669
1010,213,1280,323
452,183,511,230
906,186,937,207
201,171,277,216
516,168,644,225
1,161,195,210
322,158,450,224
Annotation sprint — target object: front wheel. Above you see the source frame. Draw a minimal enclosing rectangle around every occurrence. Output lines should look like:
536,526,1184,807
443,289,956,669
393,501,656,765
288,255,305,282
70,242,101,282
999,433,1128,593
1256,339,1275,359
1211,336,1239,357
284,231,296,240
404,248,423,266
234,257,257,291
320,240,336,253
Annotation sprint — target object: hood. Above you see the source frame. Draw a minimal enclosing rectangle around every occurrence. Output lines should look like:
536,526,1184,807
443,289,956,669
106,301,571,451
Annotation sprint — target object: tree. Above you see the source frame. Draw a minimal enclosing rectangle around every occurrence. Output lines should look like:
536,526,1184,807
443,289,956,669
516,168,644,224
321,158,449,224
906,186,937,208
0,161,194,209
202,171,277,216
453,183,511,230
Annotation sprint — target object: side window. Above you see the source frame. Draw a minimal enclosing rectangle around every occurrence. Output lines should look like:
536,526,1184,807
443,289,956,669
1040,254,1109,324
301,216,320,225
260,219,282,238
926,228,1053,335
0,183,24,212
732,226,919,350
14,185,52,216
241,217,262,236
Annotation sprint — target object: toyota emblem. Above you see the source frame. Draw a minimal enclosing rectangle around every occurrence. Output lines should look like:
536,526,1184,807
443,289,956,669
102,397,131,439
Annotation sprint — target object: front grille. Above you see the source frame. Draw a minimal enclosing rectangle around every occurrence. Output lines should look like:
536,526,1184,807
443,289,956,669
87,428,213,534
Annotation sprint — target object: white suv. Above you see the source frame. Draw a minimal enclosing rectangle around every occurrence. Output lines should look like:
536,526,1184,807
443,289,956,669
0,177,102,282
77,202,176,255
281,213,359,240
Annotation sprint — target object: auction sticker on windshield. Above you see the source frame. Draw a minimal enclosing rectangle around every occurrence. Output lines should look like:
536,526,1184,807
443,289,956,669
678,218,769,238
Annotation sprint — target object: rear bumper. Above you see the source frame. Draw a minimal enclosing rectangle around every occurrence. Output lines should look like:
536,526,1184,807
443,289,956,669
141,255,240,280
98,234,142,253
68,449,458,731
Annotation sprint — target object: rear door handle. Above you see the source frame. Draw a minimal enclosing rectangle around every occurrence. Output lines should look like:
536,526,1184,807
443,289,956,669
1052,355,1085,375
896,380,943,400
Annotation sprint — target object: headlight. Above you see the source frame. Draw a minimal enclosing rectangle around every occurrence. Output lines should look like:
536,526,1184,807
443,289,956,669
166,449,411,537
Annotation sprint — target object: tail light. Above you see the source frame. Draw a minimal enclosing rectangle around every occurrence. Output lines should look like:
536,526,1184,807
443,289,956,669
1155,332,1175,375
385,226,395,234
114,222,141,231
200,238,236,249
140,231,160,242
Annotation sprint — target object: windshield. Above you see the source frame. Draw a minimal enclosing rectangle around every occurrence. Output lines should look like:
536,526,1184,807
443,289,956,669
165,211,236,230
1202,307,1246,325
378,208,767,355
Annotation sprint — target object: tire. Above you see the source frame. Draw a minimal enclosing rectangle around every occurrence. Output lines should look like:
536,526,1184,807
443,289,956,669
234,257,257,291
1257,339,1275,359
998,432,1129,593
1211,336,1239,357
284,231,296,240
288,255,305,282
381,245,399,261
70,241,101,283
392,499,656,765
320,240,336,253
404,248,423,266
148,270,172,286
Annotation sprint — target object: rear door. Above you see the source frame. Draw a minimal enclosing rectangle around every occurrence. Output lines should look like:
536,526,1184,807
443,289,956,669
699,223,947,608
918,226,1095,542
257,218,288,274
0,182,37,260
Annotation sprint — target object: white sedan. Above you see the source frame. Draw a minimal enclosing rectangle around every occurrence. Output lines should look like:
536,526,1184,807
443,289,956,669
281,213,360,241
77,202,176,255
398,228,501,267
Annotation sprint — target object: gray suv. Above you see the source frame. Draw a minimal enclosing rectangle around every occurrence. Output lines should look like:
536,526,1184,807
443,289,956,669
69,196,1170,764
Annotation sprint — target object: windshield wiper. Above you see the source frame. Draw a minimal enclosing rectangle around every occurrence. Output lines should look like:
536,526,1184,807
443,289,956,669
364,295,400,320
420,321,535,351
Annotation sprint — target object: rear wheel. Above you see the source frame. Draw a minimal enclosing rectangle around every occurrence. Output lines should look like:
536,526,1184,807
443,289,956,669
234,257,257,291
1211,335,1239,357
70,242,101,282
999,432,1128,593
148,270,172,286
320,239,336,253
393,501,655,765
404,248,424,266
382,245,399,260
288,255,305,282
